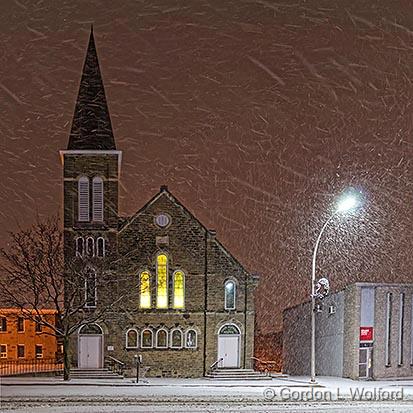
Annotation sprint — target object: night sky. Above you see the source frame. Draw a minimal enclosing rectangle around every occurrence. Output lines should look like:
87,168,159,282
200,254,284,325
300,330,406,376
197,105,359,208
1,0,412,333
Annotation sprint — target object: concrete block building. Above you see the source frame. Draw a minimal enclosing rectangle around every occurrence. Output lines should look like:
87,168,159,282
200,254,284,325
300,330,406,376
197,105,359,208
283,283,413,380
59,29,258,377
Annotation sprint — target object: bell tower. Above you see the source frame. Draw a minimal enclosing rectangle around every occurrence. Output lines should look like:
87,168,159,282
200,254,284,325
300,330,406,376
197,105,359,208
60,27,121,301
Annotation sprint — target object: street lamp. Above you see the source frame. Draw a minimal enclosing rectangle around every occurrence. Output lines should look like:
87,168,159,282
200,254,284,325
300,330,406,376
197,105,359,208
310,190,362,384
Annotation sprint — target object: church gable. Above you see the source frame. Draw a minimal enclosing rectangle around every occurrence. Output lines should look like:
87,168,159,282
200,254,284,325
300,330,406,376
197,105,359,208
118,187,208,312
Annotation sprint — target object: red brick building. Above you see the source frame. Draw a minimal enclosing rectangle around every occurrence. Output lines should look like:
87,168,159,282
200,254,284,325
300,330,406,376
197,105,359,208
0,309,58,361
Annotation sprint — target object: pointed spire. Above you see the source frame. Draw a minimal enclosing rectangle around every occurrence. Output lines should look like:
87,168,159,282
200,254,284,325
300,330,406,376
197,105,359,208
67,27,116,150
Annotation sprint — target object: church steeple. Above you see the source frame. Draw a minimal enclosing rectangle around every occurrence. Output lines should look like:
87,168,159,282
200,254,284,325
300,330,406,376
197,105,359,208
67,27,116,150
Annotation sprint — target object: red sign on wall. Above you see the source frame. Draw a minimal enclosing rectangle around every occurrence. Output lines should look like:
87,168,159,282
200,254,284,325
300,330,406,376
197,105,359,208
360,326,374,342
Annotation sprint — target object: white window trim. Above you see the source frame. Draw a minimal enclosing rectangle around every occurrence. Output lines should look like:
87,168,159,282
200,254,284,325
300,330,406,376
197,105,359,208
0,317,7,332
385,292,392,366
156,253,168,309
84,267,97,308
155,328,169,349
170,328,183,349
0,344,7,358
17,317,25,333
185,329,197,349
35,344,43,359
172,270,185,309
92,176,104,222
96,237,105,258
125,328,139,349
398,293,405,366
224,280,236,310
86,237,95,257
141,329,153,349
78,176,90,222
17,344,25,358
411,296,413,365
75,237,84,258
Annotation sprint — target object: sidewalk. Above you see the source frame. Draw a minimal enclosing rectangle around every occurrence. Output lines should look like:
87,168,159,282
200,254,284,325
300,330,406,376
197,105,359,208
1,375,412,406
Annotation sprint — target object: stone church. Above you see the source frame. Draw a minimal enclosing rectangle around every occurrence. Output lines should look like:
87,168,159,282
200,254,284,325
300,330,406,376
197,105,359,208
60,29,258,377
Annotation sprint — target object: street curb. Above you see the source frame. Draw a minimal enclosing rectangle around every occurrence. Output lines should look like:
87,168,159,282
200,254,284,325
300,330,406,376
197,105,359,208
0,381,324,388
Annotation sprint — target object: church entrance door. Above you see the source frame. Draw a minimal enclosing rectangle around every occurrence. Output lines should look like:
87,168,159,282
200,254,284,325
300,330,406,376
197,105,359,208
217,324,241,368
78,324,103,369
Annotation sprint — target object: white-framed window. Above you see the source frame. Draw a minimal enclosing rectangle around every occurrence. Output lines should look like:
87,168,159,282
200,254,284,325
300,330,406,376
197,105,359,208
155,213,171,228
35,344,43,359
156,328,168,349
86,237,95,257
17,344,25,358
96,237,105,258
398,293,405,366
78,176,90,222
224,280,236,310
84,267,97,308
411,296,413,365
173,270,185,309
141,329,153,348
170,328,183,349
92,176,104,222
0,344,7,358
385,292,392,366
75,237,84,258
126,328,138,349
185,329,197,349
17,317,24,333
0,317,7,332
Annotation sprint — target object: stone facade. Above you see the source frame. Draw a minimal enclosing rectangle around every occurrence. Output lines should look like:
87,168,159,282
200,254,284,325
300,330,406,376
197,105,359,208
61,30,257,378
283,283,413,380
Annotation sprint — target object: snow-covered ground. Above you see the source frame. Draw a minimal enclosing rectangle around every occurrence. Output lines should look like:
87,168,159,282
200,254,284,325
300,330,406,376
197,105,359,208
1,375,413,410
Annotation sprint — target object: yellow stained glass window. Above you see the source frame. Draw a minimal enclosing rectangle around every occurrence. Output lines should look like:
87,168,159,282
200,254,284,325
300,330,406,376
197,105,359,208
140,271,151,309
156,254,168,308
173,271,185,309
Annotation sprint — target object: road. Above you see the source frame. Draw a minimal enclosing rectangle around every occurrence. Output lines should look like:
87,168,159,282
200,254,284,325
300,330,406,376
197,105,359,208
2,401,413,413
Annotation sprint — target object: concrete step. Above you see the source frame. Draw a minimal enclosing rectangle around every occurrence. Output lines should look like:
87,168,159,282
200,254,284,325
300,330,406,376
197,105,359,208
68,368,123,380
206,368,269,380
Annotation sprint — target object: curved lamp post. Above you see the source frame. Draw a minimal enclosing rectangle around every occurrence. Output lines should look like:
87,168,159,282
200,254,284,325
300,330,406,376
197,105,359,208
310,191,361,384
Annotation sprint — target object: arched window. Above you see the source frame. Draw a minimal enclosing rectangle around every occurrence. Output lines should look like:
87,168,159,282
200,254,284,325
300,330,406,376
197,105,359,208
219,324,240,335
75,237,84,258
96,237,105,258
86,237,95,257
92,177,104,222
79,323,103,335
173,270,185,309
170,328,183,349
141,329,153,348
156,254,168,309
78,176,90,222
156,328,168,348
140,271,151,309
224,280,236,310
84,267,97,308
185,329,197,349
126,329,138,349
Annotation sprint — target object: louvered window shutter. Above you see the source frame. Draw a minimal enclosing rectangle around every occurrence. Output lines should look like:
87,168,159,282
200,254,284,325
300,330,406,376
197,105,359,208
78,177,89,222
92,177,104,222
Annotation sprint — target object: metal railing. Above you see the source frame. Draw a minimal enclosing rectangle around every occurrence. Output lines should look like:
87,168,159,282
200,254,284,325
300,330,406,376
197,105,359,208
0,357,63,377
250,356,280,375
209,357,223,372
104,355,125,376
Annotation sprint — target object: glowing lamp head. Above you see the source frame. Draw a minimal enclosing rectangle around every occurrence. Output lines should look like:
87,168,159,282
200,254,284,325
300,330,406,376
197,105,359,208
336,191,361,213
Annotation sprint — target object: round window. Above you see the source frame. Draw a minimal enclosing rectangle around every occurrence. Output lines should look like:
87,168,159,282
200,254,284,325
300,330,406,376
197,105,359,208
155,213,170,228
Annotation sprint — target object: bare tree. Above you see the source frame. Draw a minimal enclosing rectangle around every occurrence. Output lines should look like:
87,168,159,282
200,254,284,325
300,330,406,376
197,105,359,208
0,217,128,380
